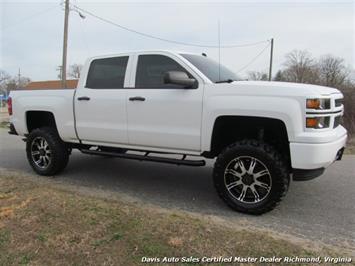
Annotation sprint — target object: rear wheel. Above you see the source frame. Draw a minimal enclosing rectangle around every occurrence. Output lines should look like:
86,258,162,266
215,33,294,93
26,127,69,176
213,139,289,215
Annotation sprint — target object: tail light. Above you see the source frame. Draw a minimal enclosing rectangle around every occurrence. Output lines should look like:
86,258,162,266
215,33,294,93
7,97,12,115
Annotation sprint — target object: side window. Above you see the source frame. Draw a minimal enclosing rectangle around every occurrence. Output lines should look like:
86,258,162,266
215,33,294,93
135,55,192,88
86,56,129,89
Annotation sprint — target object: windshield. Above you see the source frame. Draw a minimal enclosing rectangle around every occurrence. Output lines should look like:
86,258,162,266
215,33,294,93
180,54,240,83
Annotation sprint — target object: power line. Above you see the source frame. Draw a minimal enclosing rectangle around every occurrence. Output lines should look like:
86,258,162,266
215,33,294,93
236,42,271,74
72,4,269,49
3,5,58,30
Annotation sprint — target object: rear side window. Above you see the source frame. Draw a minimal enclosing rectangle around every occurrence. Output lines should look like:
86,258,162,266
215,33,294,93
86,56,128,89
135,55,191,88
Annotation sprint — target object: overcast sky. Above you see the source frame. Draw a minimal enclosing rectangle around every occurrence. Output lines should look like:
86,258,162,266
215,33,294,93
0,0,354,81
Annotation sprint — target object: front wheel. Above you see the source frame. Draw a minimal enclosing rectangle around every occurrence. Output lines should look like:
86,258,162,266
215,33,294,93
26,127,69,176
213,140,289,215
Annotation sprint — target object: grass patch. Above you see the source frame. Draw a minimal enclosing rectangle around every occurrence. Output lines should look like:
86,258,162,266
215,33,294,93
0,171,349,265
0,120,9,128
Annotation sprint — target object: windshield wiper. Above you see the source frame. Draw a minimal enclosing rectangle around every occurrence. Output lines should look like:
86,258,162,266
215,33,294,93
215,79,235,83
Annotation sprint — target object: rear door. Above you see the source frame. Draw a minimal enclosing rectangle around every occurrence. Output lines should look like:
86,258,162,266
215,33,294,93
126,53,204,152
75,55,131,144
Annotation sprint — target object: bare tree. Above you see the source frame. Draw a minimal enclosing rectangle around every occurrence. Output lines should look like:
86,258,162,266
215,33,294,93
317,55,349,87
273,70,284,81
0,70,11,96
68,64,83,79
247,71,268,81
5,77,31,91
282,50,318,84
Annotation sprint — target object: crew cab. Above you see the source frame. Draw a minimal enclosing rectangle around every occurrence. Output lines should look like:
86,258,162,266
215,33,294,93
8,51,347,214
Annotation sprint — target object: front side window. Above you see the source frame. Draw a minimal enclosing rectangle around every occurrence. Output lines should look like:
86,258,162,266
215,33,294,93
135,55,192,88
86,56,129,89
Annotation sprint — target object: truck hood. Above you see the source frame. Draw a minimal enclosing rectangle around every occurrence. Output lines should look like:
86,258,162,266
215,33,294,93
211,81,341,97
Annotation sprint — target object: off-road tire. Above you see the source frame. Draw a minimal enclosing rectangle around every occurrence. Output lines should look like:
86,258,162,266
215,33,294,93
26,127,69,176
213,139,289,215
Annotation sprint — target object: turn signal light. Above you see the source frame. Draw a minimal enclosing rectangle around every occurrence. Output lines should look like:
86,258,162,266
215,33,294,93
306,118,318,128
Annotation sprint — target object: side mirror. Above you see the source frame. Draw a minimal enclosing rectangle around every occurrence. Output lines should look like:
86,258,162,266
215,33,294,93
164,71,197,88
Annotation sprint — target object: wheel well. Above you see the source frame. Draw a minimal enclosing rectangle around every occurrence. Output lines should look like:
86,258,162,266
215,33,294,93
26,111,58,133
208,116,290,164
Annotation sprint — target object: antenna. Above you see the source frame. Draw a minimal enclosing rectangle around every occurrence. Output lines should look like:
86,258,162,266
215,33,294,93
218,20,221,81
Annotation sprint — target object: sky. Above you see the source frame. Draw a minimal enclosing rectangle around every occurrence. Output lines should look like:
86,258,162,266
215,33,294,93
0,0,354,81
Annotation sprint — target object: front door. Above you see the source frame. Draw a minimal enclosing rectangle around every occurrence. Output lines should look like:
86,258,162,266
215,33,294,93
126,54,203,152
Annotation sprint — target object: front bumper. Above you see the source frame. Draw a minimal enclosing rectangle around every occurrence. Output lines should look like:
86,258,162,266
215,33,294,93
290,132,347,170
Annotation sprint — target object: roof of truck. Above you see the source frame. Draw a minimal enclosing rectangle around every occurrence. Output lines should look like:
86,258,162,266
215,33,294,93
88,50,203,60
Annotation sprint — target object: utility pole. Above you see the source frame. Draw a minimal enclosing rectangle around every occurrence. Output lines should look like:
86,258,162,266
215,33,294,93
18,68,21,88
61,0,70,88
268,38,274,81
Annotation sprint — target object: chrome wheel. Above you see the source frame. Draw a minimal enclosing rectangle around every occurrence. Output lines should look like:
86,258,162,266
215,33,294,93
31,137,52,169
224,156,272,204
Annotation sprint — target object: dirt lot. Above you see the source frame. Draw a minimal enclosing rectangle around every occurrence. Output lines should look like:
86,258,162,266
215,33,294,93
0,169,350,266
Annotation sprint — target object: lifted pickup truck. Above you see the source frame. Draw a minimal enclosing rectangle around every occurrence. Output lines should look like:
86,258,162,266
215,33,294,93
8,51,347,214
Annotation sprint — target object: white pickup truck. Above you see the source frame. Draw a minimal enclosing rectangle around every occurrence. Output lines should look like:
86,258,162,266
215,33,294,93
8,51,347,214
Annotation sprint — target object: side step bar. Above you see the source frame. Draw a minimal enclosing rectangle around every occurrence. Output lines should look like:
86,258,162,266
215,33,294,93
80,149,206,167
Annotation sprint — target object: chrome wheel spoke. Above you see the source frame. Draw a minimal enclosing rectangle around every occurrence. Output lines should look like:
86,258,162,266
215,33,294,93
254,169,269,179
237,185,248,201
225,169,243,178
42,156,48,166
250,185,260,202
35,158,42,166
247,158,257,174
43,142,48,150
254,180,270,192
31,151,40,156
226,180,243,190
236,160,247,175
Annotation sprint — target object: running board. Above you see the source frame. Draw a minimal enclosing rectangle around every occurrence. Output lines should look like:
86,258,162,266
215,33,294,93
80,149,206,167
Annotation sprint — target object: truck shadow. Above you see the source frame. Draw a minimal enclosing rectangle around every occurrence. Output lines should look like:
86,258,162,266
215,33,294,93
64,152,233,215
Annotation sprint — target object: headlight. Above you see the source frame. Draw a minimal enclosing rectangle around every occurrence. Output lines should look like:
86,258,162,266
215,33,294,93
306,117,330,129
306,98,331,110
